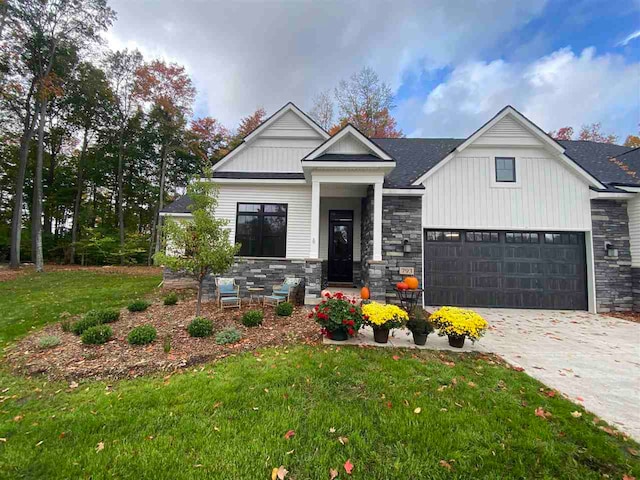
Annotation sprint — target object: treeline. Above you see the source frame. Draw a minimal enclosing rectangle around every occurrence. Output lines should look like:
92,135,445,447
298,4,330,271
0,0,265,268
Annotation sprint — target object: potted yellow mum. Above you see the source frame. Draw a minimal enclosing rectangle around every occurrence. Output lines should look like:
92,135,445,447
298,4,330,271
429,306,488,348
362,302,408,343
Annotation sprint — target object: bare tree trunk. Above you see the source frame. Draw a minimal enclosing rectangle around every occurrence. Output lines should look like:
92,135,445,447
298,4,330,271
147,206,158,265
196,277,203,316
10,107,39,269
70,128,89,264
154,144,168,256
33,100,47,272
117,129,126,265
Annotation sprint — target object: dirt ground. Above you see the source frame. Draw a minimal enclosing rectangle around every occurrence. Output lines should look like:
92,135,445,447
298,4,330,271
0,264,162,282
7,299,318,381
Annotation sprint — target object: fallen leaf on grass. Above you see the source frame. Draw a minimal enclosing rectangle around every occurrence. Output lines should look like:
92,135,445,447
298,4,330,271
344,459,354,474
414,407,422,414
439,460,453,471
338,436,349,445
546,390,556,398
627,447,638,456
35,440,43,447
392,355,400,361
0,438,6,443
622,475,636,480
535,407,552,419
284,430,295,440
329,427,336,433
271,466,288,479
96,441,104,452
13,415,23,422
571,411,582,418
512,366,525,372
329,468,339,479
69,381,78,389
467,381,477,388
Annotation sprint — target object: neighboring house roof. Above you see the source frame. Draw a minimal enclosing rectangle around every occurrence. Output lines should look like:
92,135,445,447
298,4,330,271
605,146,640,186
559,141,637,186
161,195,193,214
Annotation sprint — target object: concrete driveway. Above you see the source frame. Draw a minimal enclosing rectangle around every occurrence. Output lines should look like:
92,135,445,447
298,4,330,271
473,308,640,440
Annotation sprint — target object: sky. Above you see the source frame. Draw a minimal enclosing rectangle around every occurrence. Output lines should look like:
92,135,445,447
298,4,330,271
105,0,640,140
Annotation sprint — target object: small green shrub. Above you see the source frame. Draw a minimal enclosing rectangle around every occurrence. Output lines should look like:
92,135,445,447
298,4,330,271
71,316,101,335
242,309,263,327
163,335,172,353
128,300,151,312
215,327,242,345
61,320,72,333
38,335,61,349
163,292,178,306
85,309,120,324
127,325,157,345
187,317,213,338
81,325,113,345
276,302,293,317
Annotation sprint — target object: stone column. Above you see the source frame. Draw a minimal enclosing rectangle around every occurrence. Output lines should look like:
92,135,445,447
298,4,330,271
367,260,387,301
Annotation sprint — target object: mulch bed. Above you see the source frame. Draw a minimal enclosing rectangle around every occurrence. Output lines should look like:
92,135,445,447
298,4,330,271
6,300,319,381
0,264,162,282
603,311,640,324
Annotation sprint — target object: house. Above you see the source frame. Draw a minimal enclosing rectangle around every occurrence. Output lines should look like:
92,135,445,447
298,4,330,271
161,102,640,313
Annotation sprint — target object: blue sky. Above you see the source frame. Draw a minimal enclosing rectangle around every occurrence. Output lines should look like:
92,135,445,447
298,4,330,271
107,0,639,141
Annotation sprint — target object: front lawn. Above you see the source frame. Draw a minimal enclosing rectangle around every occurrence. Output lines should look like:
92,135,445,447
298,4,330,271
0,268,161,346
0,346,638,479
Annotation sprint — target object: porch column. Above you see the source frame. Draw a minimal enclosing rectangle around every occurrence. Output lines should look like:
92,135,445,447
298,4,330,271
310,179,320,258
373,180,383,261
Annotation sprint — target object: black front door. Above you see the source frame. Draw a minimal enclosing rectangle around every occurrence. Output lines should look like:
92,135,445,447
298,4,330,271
328,210,353,283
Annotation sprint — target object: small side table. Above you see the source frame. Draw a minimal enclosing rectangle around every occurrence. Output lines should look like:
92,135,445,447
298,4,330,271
247,287,265,306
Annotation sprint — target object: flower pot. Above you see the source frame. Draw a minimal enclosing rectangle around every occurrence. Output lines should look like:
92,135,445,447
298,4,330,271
373,327,390,344
448,334,465,348
412,331,428,346
329,329,348,341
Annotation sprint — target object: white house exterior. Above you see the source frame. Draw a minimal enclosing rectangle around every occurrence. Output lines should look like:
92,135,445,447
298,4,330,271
162,102,640,313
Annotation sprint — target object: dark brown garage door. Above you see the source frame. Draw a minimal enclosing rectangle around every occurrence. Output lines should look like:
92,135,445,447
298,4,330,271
423,230,588,310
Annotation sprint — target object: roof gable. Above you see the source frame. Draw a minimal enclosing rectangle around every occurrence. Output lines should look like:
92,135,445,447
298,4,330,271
303,124,393,162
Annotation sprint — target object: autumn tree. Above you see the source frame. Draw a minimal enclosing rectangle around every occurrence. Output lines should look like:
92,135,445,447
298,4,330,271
188,116,230,166
578,123,618,143
134,60,196,260
548,126,574,141
309,90,333,131
624,125,640,148
227,107,266,150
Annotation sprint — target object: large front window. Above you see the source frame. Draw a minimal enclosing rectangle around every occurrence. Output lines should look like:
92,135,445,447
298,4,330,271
235,203,287,257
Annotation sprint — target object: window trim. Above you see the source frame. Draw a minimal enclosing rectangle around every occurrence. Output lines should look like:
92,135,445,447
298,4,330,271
235,203,288,258
490,156,521,188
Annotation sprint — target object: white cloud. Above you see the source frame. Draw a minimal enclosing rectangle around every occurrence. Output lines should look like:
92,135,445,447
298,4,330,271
399,47,640,138
617,29,640,46
105,0,546,126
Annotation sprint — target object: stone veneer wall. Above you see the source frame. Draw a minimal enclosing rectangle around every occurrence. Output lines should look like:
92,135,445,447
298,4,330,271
591,199,633,312
382,195,423,304
633,268,640,312
360,187,374,287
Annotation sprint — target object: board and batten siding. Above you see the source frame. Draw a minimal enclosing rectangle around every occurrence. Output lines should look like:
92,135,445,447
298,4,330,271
627,195,640,267
214,184,312,259
422,147,592,230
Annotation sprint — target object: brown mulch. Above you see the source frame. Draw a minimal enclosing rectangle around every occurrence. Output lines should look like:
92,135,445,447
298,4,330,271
0,264,162,282
6,300,319,382
603,311,640,324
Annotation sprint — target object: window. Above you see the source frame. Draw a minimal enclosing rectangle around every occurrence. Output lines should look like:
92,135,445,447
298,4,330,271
236,203,287,257
465,231,500,243
495,157,516,182
544,233,579,245
426,230,461,242
506,232,539,243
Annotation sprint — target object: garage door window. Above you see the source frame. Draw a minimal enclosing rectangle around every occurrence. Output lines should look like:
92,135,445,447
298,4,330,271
544,233,579,245
426,231,460,242
465,231,499,242
506,232,539,243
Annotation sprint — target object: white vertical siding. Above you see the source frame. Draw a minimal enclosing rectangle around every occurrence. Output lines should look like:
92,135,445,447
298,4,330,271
474,116,544,147
318,197,362,261
422,147,592,230
627,196,640,266
214,184,312,258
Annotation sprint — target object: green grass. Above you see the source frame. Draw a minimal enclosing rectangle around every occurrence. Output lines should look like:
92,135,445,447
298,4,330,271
0,346,638,479
0,270,160,346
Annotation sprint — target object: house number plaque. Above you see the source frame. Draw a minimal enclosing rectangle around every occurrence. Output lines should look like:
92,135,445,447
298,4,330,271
399,267,414,275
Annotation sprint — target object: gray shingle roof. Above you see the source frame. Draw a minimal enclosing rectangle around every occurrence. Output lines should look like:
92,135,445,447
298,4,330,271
161,195,193,214
558,141,636,185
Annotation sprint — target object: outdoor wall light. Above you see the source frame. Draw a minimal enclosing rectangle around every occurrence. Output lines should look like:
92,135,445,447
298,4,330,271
403,239,412,254
605,241,618,258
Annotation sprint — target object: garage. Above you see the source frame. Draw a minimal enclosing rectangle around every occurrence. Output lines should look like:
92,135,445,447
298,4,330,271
423,230,588,310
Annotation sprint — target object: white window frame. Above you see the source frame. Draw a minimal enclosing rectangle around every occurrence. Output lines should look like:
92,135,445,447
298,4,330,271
490,156,521,188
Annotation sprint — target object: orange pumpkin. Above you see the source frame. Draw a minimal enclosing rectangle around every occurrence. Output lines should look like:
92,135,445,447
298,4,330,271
396,281,409,290
404,276,419,289
360,286,370,300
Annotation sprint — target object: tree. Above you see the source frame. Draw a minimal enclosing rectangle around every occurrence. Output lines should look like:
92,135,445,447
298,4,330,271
548,126,574,141
154,175,239,316
578,123,618,143
188,116,229,166
2,0,115,269
332,67,403,138
104,49,143,264
227,107,266,150
134,60,196,261
624,126,640,148
309,90,333,131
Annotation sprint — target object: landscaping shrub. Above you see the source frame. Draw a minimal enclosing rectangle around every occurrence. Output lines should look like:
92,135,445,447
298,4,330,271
85,308,120,324
61,320,72,333
81,325,113,345
242,309,263,327
128,299,151,312
127,325,157,345
276,302,293,317
38,335,61,349
71,316,101,335
163,335,172,353
163,292,178,306
215,327,242,345
187,317,213,337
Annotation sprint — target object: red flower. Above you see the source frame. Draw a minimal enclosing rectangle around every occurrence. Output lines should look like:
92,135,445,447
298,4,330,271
342,319,348,324
349,308,355,314
308,312,313,319
314,305,319,311
335,292,344,299
347,327,355,336
364,315,369,320
347,320,355,326
324,292,331,298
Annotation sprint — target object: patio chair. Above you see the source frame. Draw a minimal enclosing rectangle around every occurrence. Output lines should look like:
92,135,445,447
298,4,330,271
264,277,301,307
215,277,241,309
